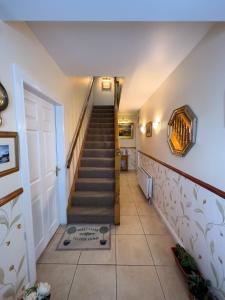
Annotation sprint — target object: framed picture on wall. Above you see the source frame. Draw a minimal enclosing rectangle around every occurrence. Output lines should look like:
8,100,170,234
146,121,152,137
0,132,19,177
119,123,134,139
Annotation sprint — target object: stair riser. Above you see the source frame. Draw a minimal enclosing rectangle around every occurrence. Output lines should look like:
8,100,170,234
91,113,114,118
81,159,114,168
83,149,114,158
87,128,114,135
85,141,114,149
89,123,114,128
76,181,115,191
78,169,114,178
90,118,114,123
86,135,114,142
72,196,114,207
93,105,114,109
68,214,114,224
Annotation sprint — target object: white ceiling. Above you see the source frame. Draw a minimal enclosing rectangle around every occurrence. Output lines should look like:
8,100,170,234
28,22,212,112
1,0,225,21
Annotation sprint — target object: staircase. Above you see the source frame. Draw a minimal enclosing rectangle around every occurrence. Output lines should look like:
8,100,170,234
67,105,115,224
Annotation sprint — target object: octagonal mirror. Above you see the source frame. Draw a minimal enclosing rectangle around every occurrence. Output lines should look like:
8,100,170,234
168,105,197,156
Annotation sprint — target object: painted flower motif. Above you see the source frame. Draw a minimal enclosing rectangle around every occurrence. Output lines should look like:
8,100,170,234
9,264,14,271
5,241,10,246
37,282,51,297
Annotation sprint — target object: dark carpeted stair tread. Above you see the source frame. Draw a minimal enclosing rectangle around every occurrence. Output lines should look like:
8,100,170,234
78,166,114,178
67,206,114,223
76,178,115,183
73,191,115,197
71,191,115,207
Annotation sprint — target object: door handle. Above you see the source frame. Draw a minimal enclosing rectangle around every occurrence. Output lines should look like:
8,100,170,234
56,166,61,177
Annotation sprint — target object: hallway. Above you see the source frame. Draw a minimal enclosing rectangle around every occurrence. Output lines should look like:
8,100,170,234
37,172,189,300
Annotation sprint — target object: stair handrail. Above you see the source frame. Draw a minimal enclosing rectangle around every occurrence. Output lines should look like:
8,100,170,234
66,77,95,169
114,78,122,225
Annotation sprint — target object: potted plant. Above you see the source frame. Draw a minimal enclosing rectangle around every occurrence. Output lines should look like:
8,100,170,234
187,272,214,300
17,282,51,300
171,243,199,277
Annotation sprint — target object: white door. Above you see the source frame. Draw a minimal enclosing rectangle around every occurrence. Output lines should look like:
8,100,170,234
24,90,59,260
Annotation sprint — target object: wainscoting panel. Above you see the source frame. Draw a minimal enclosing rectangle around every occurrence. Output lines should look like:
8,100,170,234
139,152,225,299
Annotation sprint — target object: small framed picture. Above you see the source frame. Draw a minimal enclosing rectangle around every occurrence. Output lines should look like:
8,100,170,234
0,132,19,177
119,123,134,139
146,121,152,137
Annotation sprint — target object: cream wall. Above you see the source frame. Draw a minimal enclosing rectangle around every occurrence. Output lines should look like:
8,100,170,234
0,21,91,298
93,77,114,106
138,23,225,191
0,21,91,198
138,23,225,299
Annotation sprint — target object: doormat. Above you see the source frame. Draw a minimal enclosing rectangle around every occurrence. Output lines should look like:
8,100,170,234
57,224,111,250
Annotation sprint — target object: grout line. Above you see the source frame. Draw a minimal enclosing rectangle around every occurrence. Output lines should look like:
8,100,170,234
133,179,167,300
66,252,81,300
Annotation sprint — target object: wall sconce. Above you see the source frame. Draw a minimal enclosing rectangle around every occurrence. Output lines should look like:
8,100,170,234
153,119,161,129
102,77,112,91
140,124,146,134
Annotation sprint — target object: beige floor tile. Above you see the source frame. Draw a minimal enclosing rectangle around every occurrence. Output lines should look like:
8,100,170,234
37,264,76,300
116,216,144,235
116,235,153,265
132,189,148,203
120,202,138,216
68,265,116,300
111,224,116,235
136,202,158,216
38,233,80,264
79,235,116,265
140,215,168,235
146,235,175,266
157,266,189,300
117,266,165,300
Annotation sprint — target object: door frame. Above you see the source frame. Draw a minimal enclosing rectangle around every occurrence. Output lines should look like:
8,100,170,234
12,64,67,284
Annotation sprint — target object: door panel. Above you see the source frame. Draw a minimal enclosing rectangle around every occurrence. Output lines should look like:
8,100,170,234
24,90,59,260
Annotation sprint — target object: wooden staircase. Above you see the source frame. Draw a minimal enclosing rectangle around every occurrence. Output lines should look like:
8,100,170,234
67,105,115,224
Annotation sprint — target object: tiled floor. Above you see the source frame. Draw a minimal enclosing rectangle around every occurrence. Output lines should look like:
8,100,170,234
37,171,190,300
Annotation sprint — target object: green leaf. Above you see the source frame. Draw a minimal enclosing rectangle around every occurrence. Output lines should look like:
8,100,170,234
216,200,225,222
10,214,21,228
180,185,183,195
205,223,213,237
180,201,184,214
194,208,204,214
195,221,204,236
0,267,4,284
16,276,26,294
210,262,219,287
186,202,192,208
3,287,15,298
17,255,25,275
0,215,9,229
12,198,18,209
193,188,197,201
210,240,215,256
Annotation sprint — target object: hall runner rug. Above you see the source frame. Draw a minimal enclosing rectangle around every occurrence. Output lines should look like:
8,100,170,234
57,224,111,250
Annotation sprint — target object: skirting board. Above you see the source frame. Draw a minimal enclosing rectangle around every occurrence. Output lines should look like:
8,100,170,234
153,202,184,247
